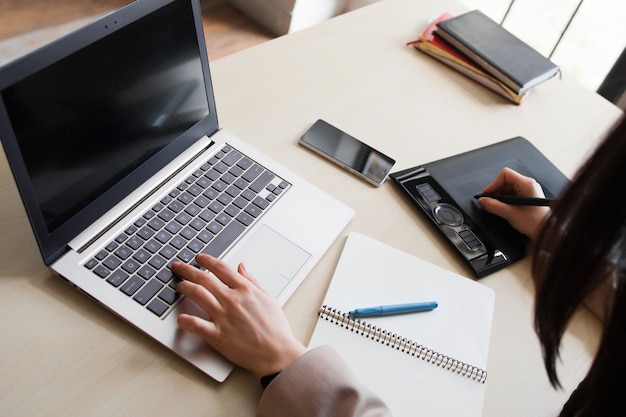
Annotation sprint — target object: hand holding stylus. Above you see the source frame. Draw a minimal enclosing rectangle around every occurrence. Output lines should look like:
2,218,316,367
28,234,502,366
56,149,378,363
475,168,551,239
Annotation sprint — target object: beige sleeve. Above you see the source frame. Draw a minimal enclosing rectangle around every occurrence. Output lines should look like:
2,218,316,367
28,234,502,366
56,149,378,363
256,346,391,417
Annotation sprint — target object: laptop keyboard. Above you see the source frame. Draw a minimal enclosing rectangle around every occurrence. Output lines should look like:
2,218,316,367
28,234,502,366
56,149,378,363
83,144,290,317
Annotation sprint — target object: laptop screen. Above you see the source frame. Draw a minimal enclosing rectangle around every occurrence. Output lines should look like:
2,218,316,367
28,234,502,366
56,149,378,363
0,0,218,264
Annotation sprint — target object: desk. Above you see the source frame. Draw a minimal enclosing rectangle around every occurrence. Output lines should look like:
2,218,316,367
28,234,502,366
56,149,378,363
0,0,622,416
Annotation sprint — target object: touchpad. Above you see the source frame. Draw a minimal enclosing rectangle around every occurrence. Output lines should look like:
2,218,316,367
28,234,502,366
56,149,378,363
226,225,311,297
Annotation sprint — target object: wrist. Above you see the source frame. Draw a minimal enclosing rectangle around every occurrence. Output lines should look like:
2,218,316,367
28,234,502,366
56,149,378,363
259,343,307,389
261,341,307,376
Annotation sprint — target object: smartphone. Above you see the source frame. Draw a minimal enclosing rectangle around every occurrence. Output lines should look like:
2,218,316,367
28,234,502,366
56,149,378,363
299,119,396,186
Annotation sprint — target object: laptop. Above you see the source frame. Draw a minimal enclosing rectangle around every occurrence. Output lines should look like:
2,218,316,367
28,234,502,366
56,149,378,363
0,0,353,382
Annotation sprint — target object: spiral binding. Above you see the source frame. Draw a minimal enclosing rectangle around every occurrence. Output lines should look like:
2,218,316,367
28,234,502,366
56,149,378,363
318,305,487,384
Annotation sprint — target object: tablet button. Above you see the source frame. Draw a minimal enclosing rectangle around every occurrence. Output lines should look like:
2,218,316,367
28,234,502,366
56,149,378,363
433,203,463,227
416,183,441,202
458,229,483,250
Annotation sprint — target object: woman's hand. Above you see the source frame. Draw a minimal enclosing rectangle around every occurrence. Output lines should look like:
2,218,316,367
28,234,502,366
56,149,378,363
172,254,306,376
476,167,550,240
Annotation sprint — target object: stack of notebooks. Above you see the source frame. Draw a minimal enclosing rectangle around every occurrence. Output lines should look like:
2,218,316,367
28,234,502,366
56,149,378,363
409,10,560,104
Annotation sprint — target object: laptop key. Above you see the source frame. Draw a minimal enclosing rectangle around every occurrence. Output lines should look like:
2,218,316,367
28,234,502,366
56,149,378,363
242,164,262,182
115,233,128,244
214,162,228,174
244,204,262,218
215,213,231,226
187,239,204,253
197,230,214,244
212,180,227,193
120,276,145,296
224,205,240,218
155,230,172,244
178,191,193,204
222,150,242,166
114,245,133,260
137,265,156,280
236,212,254,227
199,209,215,223
207,221,223,235
233,196,248,209
158,287,179,305
159,245,176,260
201,221,245,258
165,221,183,235
177,248,195,263
180,227,196,240
237,156,253,170
168,200,184,213
103,255,122,270
93,265,110,278
85,258,98,270
197,177,211,189
144,239,162,254
175,212,192,225
133,279,163,305
126,236,143,250
184,204,201,217
107,270,129,287
194,195,210,208
221,172,235,185
122,259,141,274
133,248,151,264
189,218,206,231
249,171,275,193
147,299,169,317
149,255,167,270
229,165,244,177
170,236,186,250
252,196,270,210
158,208,175,222
156,268,174,284
148,217,165,231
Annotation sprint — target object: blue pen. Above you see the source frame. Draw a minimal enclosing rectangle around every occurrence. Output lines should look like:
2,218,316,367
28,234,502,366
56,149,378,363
348,301,438,318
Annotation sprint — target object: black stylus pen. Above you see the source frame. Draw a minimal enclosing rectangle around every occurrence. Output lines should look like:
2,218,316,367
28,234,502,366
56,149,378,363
474,193,553,207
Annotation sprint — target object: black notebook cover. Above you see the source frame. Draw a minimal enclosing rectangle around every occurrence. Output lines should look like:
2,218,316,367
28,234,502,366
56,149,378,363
435,10,559,94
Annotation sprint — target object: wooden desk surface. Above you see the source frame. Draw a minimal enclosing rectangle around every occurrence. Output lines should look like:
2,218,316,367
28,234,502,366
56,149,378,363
0,0,622,416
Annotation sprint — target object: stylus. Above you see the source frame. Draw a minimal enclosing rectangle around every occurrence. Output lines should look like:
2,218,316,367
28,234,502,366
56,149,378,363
348,301,438,318
474,193,553,207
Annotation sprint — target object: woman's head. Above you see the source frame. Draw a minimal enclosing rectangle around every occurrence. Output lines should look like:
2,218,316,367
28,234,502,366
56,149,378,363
532,116,626,416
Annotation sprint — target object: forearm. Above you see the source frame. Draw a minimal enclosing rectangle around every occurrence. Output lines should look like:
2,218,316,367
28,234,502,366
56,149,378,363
257,346,391,417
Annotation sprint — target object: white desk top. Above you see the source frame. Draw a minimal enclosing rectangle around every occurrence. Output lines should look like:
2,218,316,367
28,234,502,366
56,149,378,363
0,0,622,416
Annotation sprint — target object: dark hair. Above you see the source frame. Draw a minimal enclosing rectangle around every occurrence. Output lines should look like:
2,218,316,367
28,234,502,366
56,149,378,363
532,116,626,417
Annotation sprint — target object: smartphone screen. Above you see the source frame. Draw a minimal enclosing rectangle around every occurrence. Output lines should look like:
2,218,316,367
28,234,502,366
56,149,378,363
299,119,396,186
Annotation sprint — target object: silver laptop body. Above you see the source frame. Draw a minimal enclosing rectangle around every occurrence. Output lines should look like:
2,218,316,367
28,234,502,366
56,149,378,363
0,0,353,382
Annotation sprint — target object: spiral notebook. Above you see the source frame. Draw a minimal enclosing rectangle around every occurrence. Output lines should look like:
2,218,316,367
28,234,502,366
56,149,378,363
308,233,495,416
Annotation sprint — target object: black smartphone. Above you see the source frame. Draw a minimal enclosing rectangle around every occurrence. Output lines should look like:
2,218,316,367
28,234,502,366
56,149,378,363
299,119,396,186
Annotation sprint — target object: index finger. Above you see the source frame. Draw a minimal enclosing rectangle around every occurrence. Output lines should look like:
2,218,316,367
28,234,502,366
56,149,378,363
194,253,245,289
171,260,221,290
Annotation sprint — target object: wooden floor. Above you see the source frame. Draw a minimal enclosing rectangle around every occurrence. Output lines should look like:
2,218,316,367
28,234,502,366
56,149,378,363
0,0,274,61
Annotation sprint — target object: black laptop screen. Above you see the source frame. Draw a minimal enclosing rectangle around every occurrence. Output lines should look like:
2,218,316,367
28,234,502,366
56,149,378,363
1,0,210,234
